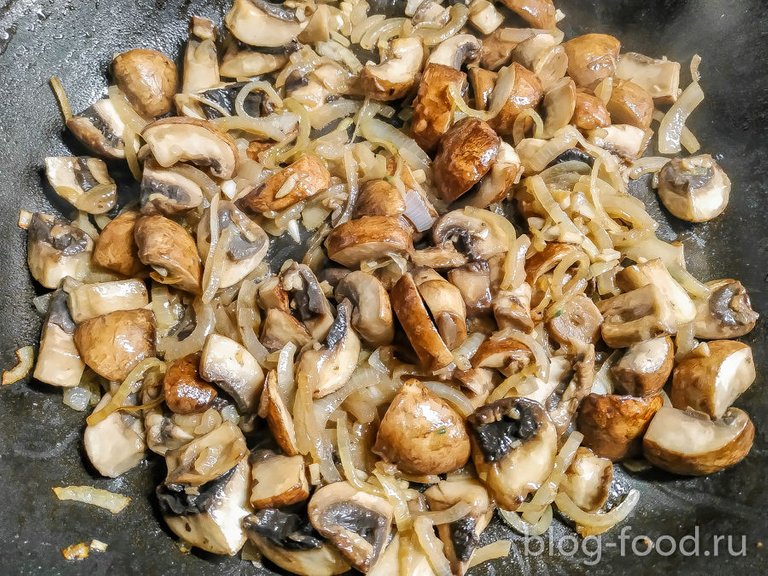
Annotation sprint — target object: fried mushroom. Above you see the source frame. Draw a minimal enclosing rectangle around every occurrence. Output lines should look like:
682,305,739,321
335,271,394,347
26,212,94,289
563,34,621,89
611,336,674,397
360,37,424,101
112,48,177,118
135,214,202,294
657,155,731,223
693,279,759,339
92,210,144,277
411,63,467,153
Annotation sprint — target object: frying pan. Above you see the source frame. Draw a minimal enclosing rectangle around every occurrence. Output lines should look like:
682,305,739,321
0,0,766,574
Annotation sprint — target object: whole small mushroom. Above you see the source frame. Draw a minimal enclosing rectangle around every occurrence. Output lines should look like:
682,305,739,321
693,279,759,339
657,155,731,223
112,48,177,118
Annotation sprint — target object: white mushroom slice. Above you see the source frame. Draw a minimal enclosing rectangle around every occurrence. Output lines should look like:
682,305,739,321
618,258,696,326
360,37,424,101
66,279,148,324
611,336,674,397
165,421,248,486
335,271,395,347
308,481,394,573
84,392,145,477
33,290,85,388
26,213,94,289
67,98,126,159
615,52,681,104
597,285,677,348
542,77,576,138
432,209,508,262
427,34,482,70
161,457,252,555
200,334,265,413
278,262,335,341
643,406,755,475
225,0,307,48
587,124,650,160
560,447,613,513
250,451,309,509
693,279,759,339
657,155,731,223
258,370,300,456
670,340,756,419
413,267,468,350
140,162,205,215
295,300,361,398
182,20,220,93
468,0,504,35
44,157,117,214
142,117,238,179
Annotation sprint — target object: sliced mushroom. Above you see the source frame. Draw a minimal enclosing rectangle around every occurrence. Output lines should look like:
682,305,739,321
587,124,650,160
44,156,116,214
360,37,424,101
295,300,361,398
225,0,307,48
467,397,557,511
576,392,663,461
427,34,482,70
250,450,309,509
26,212,94,289
160,456,252,555
468,0,504,35
560,447,613,513
92,210,144,277
611,336,674,397
245,509,350,576
493,283,534,332
411,63,467,153
465,141,523,208
200,333,265,412
67,98,126,159
489,63,544,137
498,0,556,28
112,48,177,118
448,261,492,316
220,43,288,79
617,258,696,326
135,214,202,294
548,345,596,436
258,370,299,456
73,308,156,382
468,67,497,110
413,267,468,350
33,290,85,388
325,216,413,269
606,80,654,130
368,533,433,576
434,117,500,203
373,380,471,475
412,0,450,26
391,273,454,372
142,117,238,179
84,392,145,477
308,481,393,572
480,28,522,71
425,478,494,575
615,52,681,104
236,154,331,214
657,155,731,223
572,91,611,130
546,293,603,350
563,33,621,89
693,279,759,339
642,406,755,475
163,353,218,415
352,178,406,220
66,278,148,323
140,162,205,215
597,285,677,348
472,334,533,376
542,77,576,137
280,262,335,341
182,16,219,93
670,340,755,419
335,271,394,347
261,308,312,351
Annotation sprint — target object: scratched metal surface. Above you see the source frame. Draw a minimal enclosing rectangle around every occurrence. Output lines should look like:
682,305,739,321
0,0,766,574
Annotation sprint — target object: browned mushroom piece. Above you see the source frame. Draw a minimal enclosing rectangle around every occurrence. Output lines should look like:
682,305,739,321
448,261,492,316
597,285,676,348
542,77,577,137
693,279,759,339
411,63,468,153
391,272,454,372
617,258,696,326
163,352,218,415
73,308,157,382
260,308,312,351
26,212,95,289
433,117,500,203
373,380,471,475
657,155,732,223
606,80,654,130
134,214,202,294
489,63,544,137
92,210,144,277
576,392,663,461
563,33,621,89
546,294,603,350
560,447,613,513
571,91,612,130
249,450,309,509
493,283,535,332
432,209,509,263
642,406,755,476
235,154,331,215
325,216,413,269
335,271,394,347
360,37,424,101
480,29,518,71
611,336,674,397
670,340,756,419
465,142,523,208
352,179,405,220
413,267,468,350
498,0,556,28
467,397,558,510
112,48,177,118
468,67,497,110
472,334,533,376
258,371,299,456
615,52,681,105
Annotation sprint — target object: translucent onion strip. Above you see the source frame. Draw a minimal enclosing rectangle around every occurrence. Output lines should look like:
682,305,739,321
555,489,640,536
336,413,366,489
360,118,430,172
499,504,553,537
658,81,705,154
49,76,73,121
53,486,131,514
467,540,512,569
414,3,469,46
415,502,471,526
235,80,283,118
502,329,550,380
2,346,34,385
86,358,164,426
423,382,474,418
413,516,452,576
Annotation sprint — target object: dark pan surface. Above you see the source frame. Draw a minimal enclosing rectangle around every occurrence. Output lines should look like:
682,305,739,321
0,1,767,574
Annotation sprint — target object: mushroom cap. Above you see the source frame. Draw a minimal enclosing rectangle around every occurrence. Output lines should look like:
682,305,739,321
611,336,674,397
360,37,424,101
335,271,394,347
325,216,413,268
140,162,205,216
112,48,177,118
413,267,468,350
572,91,612,131
546,293,603,350
73,308,156,382
670,340,756,419
472,334,533,376
427,34,483,70
606,80,654,130
93,210,144,277
560,447,613,513
432,208,508,261
84,392,145,477
643,406,755,476
135,214,202,294
26,212,94,289
373,380,471,475
352,179,406,219
563,33,621,89
163,353,218,415
225,0,307,48
499,0,557,28
597,284,677,348
657,155,731,223
411,63,468,153
489,63,544,137
66,99,126,159
576,392,663,461
258,371,300,456
693,279,759,339
200,333,265,412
